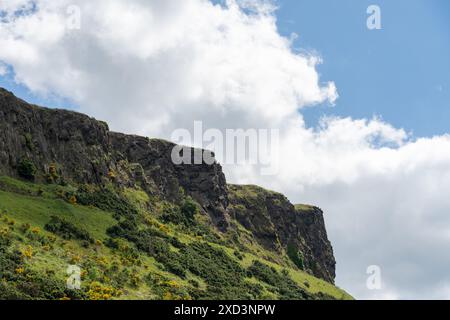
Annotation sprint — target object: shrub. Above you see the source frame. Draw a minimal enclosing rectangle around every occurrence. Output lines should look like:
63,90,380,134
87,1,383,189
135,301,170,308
46,163,59,183
1,239,88,300
145,274,191,300
178,242,259,299
17,158,37,181
247,260,312,300
107,218,187,277
233,250,244,260
45,216,93,243
161,198,198,226
69,195,77,205
181,198,198,221
76,186,138,220
188,279,199,288
19,223,31,234
0,229,12,247
21,245,33,259
86,282,122,300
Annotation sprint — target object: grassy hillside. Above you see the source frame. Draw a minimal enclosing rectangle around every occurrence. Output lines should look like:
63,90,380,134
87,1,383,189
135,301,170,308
0,176,352,300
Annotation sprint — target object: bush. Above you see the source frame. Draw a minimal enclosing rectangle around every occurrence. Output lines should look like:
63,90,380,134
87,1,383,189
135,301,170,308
0,241,86,300
45,163,60,184
17,158,37,181
178,242,263,299
75,185,138,220
233,250,244,260
247,260,312,300
161,198,198,226
145,274,191,300
45,216,93,243
181,198,198,221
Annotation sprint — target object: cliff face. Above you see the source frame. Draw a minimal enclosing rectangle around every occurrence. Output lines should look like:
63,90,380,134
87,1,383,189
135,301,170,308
0,87,335,283
0,88,229,230
109,132,229,230
294,205,336,283
228,185,335,283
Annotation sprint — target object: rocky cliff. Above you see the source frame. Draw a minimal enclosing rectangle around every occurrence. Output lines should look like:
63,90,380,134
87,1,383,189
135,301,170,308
0,87,336,283
228,185,335,282
0,87,230,230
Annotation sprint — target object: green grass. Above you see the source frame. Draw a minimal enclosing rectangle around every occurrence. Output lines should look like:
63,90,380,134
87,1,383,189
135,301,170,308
0,190,116,240
294,204,316,212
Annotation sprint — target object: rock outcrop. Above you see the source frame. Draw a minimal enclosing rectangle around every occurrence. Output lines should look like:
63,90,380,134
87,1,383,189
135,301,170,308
0,87,335,283
0,87,230,229
228,185,335,283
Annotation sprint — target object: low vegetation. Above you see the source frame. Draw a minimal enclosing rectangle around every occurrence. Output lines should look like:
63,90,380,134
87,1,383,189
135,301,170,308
45,215,94,243
17,159,36,181
0,175,352,300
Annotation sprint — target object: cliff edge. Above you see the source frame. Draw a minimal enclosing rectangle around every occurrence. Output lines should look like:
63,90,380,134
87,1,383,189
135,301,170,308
0,87,336,285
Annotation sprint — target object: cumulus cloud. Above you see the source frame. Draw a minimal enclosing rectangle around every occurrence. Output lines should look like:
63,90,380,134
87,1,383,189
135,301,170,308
265,133,450,300
0,62,7,76
1,0,450,299
0,0,337,134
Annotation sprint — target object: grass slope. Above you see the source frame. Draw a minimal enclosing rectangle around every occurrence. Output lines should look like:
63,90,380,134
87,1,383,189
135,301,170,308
0,176,352,300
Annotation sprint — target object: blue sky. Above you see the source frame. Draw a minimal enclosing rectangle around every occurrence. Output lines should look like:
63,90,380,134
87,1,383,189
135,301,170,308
1,0,449,137
276,0,450,137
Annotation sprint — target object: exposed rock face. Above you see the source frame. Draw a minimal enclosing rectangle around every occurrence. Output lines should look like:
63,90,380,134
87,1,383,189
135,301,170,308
228,185,336,283
0,87,229,229
0,87,335,282
109,132,230,230
0,88,111,184
295,205,336,283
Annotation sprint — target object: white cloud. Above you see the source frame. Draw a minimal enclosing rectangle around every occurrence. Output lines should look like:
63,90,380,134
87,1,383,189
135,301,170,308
0,0,337,134
0,62,7,76
1,0,450,299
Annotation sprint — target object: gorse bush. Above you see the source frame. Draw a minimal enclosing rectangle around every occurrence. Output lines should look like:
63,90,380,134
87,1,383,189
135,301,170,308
75,185,138,220
45,215,93,243
247,260,311,300
0,237,86,300
45,163,60,184
107,220,187,278
161,197,198,226
182,242,245,288
17,158,37,181
179,243,263,299
181,198,198,221
146,274,191,300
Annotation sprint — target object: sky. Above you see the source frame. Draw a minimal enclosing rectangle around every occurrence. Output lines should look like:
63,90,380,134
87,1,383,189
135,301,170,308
1,0,450,300
3,0,450,137
275,0,450,137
